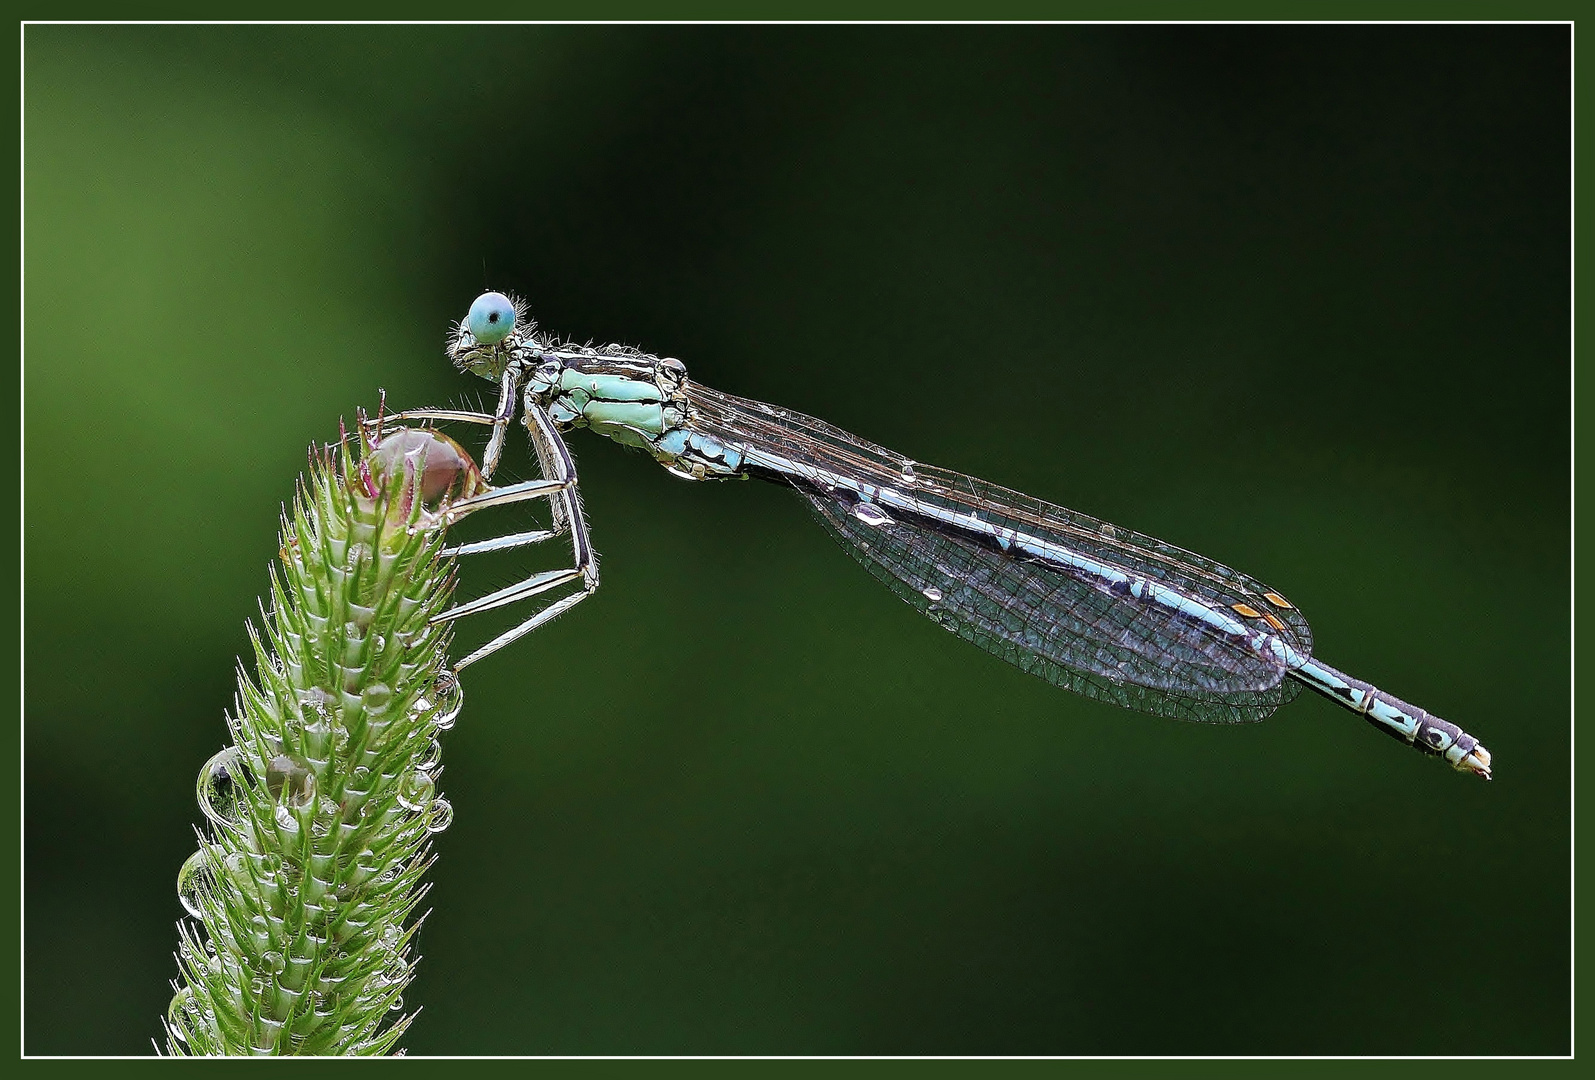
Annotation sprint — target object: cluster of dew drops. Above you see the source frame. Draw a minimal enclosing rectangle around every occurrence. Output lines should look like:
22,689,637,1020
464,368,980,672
167,621,464,1050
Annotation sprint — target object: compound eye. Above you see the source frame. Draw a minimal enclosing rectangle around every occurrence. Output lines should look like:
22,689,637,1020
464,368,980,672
467,291,516,345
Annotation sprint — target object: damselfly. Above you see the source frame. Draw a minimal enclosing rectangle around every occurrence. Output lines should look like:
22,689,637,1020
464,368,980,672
376,291,1491,779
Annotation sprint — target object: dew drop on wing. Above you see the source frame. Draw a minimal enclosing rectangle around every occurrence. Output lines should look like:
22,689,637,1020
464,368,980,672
922,586,944,602
853,502,893,527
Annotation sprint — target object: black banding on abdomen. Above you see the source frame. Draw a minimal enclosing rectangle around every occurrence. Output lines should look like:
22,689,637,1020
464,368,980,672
1332,669,1477,756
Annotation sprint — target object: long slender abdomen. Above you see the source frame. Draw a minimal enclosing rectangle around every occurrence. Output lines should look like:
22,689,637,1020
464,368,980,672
1287,659,1492,778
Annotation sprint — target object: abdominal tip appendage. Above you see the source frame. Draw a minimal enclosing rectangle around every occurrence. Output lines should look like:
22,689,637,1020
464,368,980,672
1458,743,1493,780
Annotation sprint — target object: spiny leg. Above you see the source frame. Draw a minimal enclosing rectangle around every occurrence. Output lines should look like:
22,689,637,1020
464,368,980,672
449,404,600,671
370,357,522,481
438,477,570,557
477,359,526,481
377,407,498,427
444,529,559,557
364,402,566,555
525,402,596,587
445,477,570,518
426,471,581,623
364,395,598,670
452,586,593,672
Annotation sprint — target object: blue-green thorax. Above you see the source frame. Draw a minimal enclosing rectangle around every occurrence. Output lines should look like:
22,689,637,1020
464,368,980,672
522,346,748,481
447,301,752,481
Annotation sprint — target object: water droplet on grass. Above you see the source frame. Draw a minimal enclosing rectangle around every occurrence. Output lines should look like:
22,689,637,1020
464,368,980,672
196,747,249,828
432,673,463,731
396,771,434,811
417,738,443,772
379,954,408,986
425,797,454,833
266,754,316,808
362,682,392,713
167,988,197,1040
177,850,216,919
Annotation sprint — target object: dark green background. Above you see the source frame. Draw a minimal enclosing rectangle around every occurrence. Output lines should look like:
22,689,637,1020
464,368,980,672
24,25,1569,1055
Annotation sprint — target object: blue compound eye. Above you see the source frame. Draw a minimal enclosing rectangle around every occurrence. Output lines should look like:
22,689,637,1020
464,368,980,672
467,292,516,345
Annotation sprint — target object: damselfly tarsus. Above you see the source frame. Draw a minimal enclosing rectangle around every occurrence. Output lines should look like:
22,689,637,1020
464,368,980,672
374,291,1491,779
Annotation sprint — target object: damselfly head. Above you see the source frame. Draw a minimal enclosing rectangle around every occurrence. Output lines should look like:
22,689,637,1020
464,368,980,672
467,291,516,345
448,290,534,380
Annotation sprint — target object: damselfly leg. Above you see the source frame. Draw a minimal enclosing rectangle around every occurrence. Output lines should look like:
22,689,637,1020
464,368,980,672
365,395,600,671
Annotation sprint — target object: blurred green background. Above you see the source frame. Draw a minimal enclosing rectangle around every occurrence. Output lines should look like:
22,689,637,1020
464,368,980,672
24,25,1568,1055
